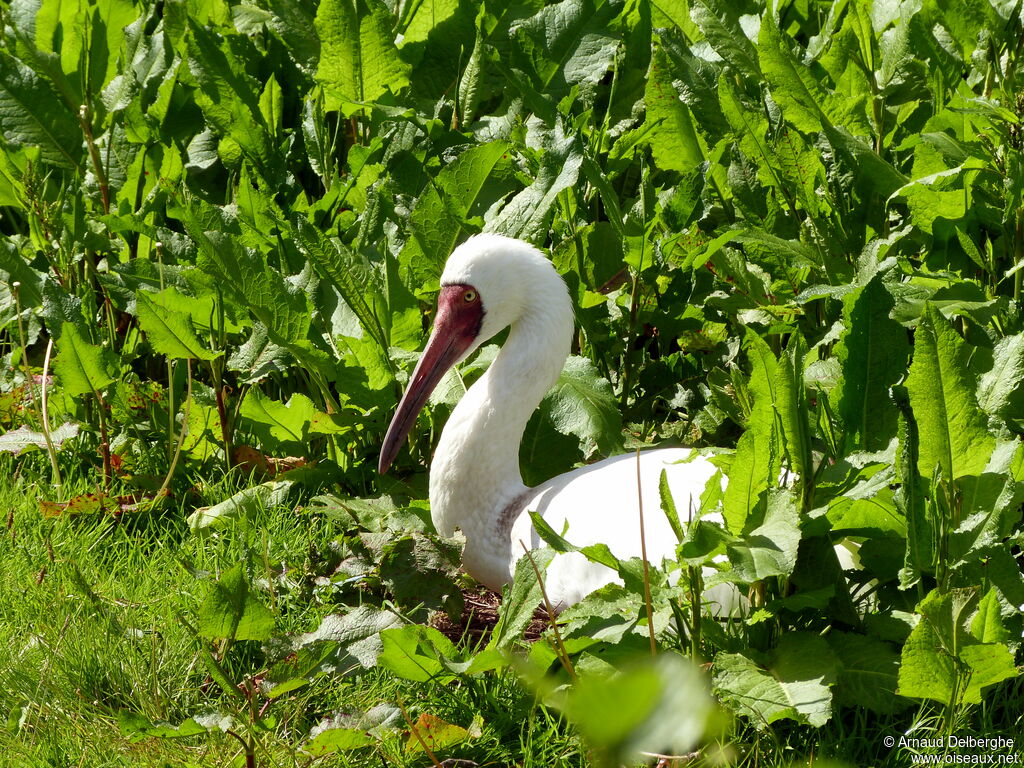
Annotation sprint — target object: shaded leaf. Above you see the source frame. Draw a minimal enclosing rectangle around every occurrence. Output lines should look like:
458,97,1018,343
714,633,837,727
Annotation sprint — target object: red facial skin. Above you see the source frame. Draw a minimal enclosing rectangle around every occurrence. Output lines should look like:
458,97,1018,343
378,284,484,474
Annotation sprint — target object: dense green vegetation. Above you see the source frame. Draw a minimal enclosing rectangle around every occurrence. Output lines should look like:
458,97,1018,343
1,0,1023,764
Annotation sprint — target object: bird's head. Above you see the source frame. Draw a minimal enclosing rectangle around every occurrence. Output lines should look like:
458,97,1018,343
378,234,563,474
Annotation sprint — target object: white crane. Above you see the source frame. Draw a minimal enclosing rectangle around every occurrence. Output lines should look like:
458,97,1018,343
379,234,738,611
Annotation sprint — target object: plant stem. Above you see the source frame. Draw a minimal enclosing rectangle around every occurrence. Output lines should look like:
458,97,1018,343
12,283,39,429
40,339,63,499
212,359,233,471
224,729,255,768
157,243,176,461
156,360,192,503
1014,209,1022,303
688,564,703,660
636,449,657,656
620,211,646,411
92,387,112,491
78,105,110,214
395,694,443,768
520,543,576,681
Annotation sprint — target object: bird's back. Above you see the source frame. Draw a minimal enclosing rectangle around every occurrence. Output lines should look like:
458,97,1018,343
509,448,723,608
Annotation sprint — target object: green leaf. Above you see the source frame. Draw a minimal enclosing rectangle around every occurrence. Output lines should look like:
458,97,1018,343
970,589,1009,645
378,624,458,683
977,333,1024,420
722,333,778,534
540,355,623,457
714,633,837,727
511,0,621,93
455,5,487,124
0,51,82,169
888,156,975,233
226,323,292,384
53,322,118,396
906,304,994,480
949,471,1024,566
135,290,219,361
827,632,909,715
689,0,760,80
656,29,728,142
291,605,404,669
185,21,282,186
757,13,834,135
259,75,283,136
239,389,344,447
402,141,510,286
726,488,800,583
179,201,312,347
488,124,583,244
957,643,1018,704
187,477,300,530
376,533,463,621
400,0,479,99
197,562,275,641
644,39,704,171
236,0,319,71
303,727,374,754
119,711,224,741
565,654,713,764
730,230,822,271
490,546,555,650
898,588,1018,706
719,73,771,171
404,713,475,754
0,422,78,455
315,0,410,109
833,276,910,452
757,14,904,198
722,429,766,536
292,219,390,353
774,334,812,481
529,511,623,573
892,387,933,589
658,469,684,542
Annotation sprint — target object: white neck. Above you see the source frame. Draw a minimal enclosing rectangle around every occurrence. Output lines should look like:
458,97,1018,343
428,283,573,588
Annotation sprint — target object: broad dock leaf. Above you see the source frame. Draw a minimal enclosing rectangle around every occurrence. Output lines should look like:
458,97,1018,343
186,21,282,186
315,0,410,108
136,290,219,360
644,40,703,171
714,633,837,727
977,333,1024,420
906,305,994,480
197,562,275,641
834,276,909,452
0,51,82,169
53,323,118,396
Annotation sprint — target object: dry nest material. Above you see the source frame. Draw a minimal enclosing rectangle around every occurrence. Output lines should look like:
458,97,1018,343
430,586,548,647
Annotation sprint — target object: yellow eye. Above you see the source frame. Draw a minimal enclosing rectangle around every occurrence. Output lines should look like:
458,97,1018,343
463,289,478,303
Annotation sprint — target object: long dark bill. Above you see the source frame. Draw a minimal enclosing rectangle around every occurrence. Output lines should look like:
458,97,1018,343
378,288,479,474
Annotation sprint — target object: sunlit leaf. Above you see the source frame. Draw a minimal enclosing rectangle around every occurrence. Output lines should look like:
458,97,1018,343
53,323,118,396
906,304,994,480
197,562,275,641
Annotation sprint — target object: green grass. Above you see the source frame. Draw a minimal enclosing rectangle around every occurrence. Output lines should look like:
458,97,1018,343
1,461,336,766
0,458,590,767
4,453,1021,768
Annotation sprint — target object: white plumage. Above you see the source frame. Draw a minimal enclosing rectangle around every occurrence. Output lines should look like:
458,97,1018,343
380,234,737,611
